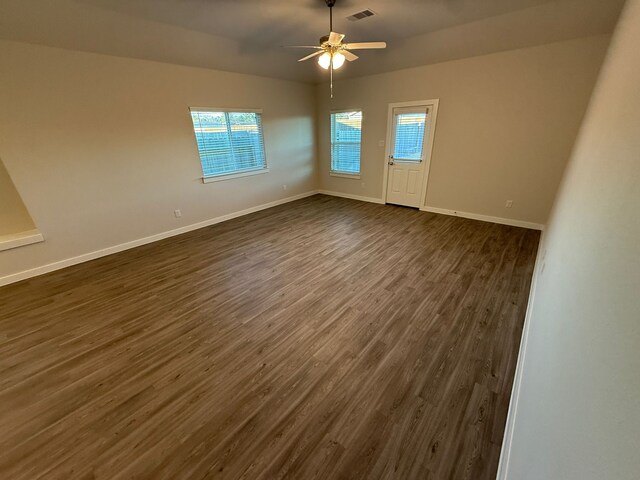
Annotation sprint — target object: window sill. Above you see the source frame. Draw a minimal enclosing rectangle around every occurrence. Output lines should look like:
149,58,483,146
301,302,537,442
202,168,269,183
330,172,361,180
0,229,44,252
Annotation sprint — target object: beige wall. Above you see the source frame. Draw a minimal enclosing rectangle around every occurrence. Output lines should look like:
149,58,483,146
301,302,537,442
0,158,35,236
0,34,612,281
316,35,610,226
0,40,316,279
500,1,640,478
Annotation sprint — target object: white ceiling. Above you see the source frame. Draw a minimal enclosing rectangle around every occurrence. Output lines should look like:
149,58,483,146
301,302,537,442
0,0,625,82
80,0,557,42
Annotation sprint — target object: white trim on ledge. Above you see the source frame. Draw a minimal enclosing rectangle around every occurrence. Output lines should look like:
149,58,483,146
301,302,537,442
0,191,316,287
202,168,269,183
421,206,544,230
329,172,361,180
0,229,44,252
189,107,263,114
317,190,385,204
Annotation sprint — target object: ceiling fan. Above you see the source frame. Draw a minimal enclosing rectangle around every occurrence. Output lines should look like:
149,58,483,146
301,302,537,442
285,0,387,97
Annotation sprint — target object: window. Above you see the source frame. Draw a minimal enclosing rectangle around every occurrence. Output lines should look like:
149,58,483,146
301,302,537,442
392,109,427,162
330,110,362,176
189,108,267,180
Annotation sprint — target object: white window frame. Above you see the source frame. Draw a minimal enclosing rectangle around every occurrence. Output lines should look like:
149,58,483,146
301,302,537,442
189,107,268,183
330,108,363,179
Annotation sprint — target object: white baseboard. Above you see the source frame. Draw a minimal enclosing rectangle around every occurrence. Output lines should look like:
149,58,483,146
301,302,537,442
0,193,543,287
495,230,546,479
421,206,544,231
316,192,544,231
317,189,385,204
0,191,317,287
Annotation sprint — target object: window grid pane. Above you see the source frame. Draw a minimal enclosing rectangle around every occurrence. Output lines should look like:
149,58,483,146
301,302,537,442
190,110,266,177
393,113,426,162
331,111,362,174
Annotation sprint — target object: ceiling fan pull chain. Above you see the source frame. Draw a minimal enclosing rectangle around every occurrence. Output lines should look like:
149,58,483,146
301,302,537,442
330,63,334,99
327,0,335,99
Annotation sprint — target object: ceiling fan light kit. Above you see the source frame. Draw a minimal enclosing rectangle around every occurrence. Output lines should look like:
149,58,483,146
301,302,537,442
318,52,331,69
318,51,345,70
331,52,346,69
285,0,387,97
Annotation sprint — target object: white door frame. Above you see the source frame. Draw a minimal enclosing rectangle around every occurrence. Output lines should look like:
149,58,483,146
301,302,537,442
381,99,440,207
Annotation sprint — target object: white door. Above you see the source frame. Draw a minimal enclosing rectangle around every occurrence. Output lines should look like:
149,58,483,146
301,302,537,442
385,105,432,208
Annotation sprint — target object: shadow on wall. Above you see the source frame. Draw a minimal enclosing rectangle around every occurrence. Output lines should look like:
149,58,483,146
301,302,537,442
0,158,36,236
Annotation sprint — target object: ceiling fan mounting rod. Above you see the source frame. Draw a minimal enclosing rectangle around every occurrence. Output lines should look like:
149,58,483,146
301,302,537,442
326,0,336,31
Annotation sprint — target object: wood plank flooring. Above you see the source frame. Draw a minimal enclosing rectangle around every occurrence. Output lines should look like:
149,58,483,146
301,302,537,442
0,195,539,480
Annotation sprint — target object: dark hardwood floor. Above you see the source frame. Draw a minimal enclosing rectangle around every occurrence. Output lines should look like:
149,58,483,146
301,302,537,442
0,195,539,479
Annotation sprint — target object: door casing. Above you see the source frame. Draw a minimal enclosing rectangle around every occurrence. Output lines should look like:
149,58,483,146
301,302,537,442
381,99,440,207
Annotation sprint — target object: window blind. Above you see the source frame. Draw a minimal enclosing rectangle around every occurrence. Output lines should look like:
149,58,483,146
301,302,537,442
393,109,427,162
189,109,266,177
331,111,362,175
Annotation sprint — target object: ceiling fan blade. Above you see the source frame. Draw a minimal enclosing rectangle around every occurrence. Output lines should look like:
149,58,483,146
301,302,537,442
328,31,345,46
344,42,387,50
283,45,322,49
342,50,359,62
298,51,324,62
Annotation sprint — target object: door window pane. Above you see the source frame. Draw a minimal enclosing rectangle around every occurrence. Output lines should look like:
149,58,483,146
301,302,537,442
393,113,426,162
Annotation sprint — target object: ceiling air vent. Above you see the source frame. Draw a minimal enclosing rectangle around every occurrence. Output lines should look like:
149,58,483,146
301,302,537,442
346,9,376,22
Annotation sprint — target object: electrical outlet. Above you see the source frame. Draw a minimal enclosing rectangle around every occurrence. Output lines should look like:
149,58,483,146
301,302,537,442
378,140,385,147
361,182,365,188
282,184,287,191
505,200,513,208
174,209,182,218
